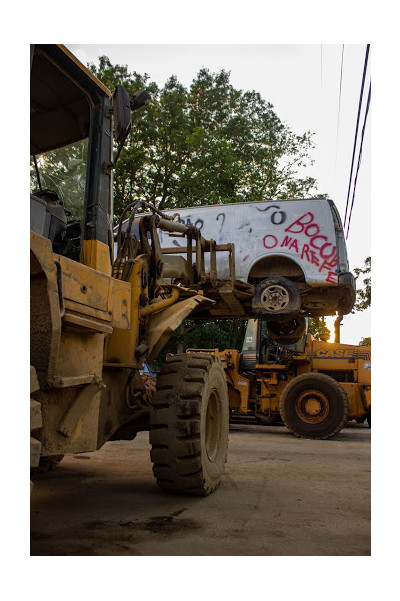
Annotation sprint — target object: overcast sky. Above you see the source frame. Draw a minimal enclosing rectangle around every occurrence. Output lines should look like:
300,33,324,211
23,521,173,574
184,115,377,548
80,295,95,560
67,43,371,344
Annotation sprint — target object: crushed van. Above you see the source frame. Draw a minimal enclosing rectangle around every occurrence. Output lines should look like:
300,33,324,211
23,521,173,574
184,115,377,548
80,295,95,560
156,199,355,317
118,199,355,328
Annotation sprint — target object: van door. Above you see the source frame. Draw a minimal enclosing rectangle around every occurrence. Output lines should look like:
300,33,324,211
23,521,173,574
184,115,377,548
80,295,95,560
161,204,240,280
237,200,339,286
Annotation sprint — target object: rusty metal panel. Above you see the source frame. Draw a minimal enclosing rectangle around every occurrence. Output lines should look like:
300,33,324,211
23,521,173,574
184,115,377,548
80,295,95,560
357,350,372,385
58,255,111,312
105,259,142,366
108,278,131,330
55,254,131,329
146,295,214,363
339,382,365,419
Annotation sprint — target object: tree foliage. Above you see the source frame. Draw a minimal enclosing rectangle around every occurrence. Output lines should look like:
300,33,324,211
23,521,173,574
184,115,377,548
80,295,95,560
88,57,322,221
353,256,371,312
359,336,371,347
156,319,248,364
308,317,331,341
86,58,327,361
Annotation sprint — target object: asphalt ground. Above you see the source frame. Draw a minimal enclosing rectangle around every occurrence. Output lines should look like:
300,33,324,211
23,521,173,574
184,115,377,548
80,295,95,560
30,419,370,556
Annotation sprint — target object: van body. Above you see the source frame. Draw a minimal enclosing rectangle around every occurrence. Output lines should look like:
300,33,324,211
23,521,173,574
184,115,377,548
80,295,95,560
156,199,355,317
118,199,355,319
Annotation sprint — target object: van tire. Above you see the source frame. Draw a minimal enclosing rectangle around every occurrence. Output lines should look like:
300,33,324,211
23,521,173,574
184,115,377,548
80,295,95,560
267,316,307,345
150,353,229,496
279,372,349,439
252,277,301,317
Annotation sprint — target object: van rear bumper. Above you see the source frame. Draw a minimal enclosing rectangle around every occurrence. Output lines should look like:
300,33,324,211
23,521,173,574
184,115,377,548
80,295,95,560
337,271,356,314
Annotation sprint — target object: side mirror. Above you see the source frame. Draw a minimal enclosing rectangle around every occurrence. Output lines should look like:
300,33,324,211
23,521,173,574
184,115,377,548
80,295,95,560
130,90,151,111
111,85,150,167
113,85,132,144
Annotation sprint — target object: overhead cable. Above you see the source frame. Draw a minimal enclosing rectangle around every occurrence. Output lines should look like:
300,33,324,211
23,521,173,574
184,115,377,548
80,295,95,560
335,45,345,173
346,81,371,240
343,44,370,230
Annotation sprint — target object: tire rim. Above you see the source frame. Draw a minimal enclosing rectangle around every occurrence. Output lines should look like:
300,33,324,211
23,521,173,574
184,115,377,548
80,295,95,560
205,389,221,462
295,389,329,424
260,284,290,312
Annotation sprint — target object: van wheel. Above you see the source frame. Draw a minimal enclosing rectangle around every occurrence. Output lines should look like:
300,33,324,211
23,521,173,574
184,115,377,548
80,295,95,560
267,316,307,345
252,277,300,317
150,353,229,496
279,372,349,439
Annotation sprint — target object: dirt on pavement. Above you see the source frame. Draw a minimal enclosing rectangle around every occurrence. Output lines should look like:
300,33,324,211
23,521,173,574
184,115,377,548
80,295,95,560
30,421,370,556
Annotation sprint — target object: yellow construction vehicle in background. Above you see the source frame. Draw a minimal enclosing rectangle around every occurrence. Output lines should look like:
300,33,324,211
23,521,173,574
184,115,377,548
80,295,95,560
30,44,243,496
188,318,371,439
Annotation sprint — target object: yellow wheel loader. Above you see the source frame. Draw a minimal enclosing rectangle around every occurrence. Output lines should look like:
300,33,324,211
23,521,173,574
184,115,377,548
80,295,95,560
30,44,239,495
189,319,371,439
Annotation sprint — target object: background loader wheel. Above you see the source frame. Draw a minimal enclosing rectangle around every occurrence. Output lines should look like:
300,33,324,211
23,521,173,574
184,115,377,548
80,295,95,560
267,316,307,345
150,353,229,496
252,276,300,317
279,372,349,439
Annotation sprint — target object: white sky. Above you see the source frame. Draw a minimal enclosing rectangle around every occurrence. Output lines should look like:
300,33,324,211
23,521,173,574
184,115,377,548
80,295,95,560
68,43,371,344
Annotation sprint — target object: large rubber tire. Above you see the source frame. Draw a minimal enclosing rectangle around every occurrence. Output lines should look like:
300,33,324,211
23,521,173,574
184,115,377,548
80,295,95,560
366,412,371,428
33,455,64,473
279,372,349,439
267,316,307,345
149,353,229,496
30,366,42,468
252,277,301,317
30,366,42,492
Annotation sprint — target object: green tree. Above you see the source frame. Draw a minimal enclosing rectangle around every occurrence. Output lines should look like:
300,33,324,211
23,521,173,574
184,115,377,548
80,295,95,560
157,319,247,363
359,336,371,347
88,58,324,220
308,317,331,341
353,256,371,312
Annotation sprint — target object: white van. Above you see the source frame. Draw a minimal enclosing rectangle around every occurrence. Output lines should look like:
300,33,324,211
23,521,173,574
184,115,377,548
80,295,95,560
154,198,355,319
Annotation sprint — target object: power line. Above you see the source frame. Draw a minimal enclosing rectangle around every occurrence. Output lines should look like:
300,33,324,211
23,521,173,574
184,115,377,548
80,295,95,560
346,81,371,240
343,44,370,230
334,45,345,173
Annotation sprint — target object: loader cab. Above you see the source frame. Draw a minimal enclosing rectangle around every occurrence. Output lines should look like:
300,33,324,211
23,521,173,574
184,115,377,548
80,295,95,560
30,44,123,274
240,319,307,370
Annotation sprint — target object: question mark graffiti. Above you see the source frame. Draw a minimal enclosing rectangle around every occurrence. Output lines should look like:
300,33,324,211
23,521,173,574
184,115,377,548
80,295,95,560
216,213,225,233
